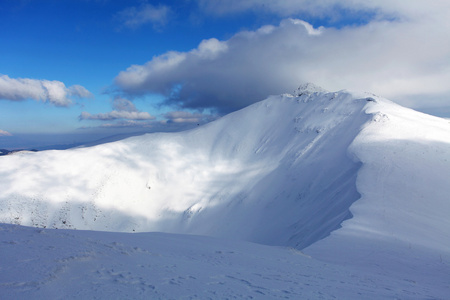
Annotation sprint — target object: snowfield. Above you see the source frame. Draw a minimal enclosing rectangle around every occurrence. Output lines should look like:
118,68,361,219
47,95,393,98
1,224,447,299
1,84,449,298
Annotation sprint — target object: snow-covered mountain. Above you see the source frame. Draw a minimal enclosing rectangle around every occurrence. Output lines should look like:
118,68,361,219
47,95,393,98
1,84,450,298
0,85,369,247
1,84,450,250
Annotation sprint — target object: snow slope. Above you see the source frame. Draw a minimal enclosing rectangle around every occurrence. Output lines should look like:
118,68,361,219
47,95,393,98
1,84,450,298
0,84,372,249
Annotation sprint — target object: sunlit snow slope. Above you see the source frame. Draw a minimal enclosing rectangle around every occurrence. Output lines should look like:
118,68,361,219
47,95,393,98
1,84,450,253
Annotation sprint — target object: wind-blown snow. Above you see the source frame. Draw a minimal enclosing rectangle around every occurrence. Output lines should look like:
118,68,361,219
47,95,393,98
1,85,449,298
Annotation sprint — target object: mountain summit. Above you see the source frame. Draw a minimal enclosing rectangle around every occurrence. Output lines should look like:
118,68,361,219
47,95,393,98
294,82,328,96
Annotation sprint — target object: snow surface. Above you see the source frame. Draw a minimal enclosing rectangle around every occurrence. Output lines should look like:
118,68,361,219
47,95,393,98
1,224,446,299
1,87,449,298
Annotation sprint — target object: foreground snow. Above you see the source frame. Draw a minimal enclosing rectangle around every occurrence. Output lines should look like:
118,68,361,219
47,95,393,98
1,84,450,298
1,224,448,299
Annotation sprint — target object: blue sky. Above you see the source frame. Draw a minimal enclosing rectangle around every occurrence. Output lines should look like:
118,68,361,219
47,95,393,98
1,0,450,149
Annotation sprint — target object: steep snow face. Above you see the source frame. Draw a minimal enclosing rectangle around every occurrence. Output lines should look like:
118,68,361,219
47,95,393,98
0,89,371,248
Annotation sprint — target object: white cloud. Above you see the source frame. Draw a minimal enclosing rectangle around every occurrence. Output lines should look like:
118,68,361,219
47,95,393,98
112,97,138,112
118,3,171,29
0,129,12,137
0,75,93,106
80,97,154,121
68,85,93,99
115,1,450,112
80,111,154,121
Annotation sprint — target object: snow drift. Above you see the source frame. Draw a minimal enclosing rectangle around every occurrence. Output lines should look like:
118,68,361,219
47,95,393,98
1,84,450,254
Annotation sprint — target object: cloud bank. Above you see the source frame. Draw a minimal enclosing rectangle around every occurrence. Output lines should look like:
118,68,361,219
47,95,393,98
80,111,154,121
79,95,218,132
115,1,450,112
0,75,92,106
163,111,217,124
80,97,154,121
